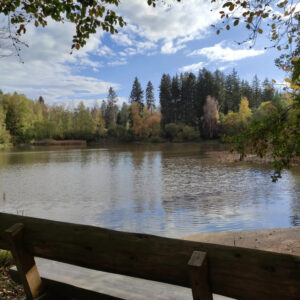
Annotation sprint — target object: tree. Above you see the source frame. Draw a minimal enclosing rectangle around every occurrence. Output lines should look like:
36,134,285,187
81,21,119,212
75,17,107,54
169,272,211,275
203,96,219,139
146,81,155,114
251,75,262,108
2,93,33,143
130,102,148,139
38,96,45,104
91,104,106,137
159,74,172,127
211,0,299,52
117,102,130,128
262,78,274,103
181,72,196,126
105,87,118,129
73,102,96,140
238,97,252,125
171,75,181,123
0,105,10,146
129,77,144,111
0,1,166,53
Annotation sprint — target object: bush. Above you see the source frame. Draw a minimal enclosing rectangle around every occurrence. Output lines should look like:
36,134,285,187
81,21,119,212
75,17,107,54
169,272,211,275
0,250,13,266
164,123,180,141
182,125,199,141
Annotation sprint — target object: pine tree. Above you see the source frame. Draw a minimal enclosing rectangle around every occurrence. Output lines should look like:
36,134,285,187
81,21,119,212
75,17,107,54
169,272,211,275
129,77,144,111
214,70,225,113
181,72,196,126
171,75,181,123
262,78,274,103
194,69,215,127
159,74,172,127
106,87,118,129
117,102,130,128
240,80,253,104
146,81,155,114
251,75,262,108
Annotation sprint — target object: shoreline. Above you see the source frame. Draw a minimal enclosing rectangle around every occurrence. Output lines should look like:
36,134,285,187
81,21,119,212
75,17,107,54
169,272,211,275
183,227,300,256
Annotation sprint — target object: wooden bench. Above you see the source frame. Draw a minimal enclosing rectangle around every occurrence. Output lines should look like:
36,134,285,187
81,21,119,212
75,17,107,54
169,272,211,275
1,213,300,300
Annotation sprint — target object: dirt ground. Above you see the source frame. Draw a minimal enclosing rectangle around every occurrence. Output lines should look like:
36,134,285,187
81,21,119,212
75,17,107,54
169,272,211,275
0,267,24,300
184,227,300,255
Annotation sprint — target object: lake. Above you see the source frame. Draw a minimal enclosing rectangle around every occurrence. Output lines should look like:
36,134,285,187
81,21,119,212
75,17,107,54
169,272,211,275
0,143,300,238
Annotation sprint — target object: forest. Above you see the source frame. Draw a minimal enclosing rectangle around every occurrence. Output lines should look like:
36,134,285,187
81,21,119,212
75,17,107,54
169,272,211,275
0,68,289,146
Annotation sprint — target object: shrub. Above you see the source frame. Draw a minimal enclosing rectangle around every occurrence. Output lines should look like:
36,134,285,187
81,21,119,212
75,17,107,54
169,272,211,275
164,123,180,141
182,125,199,141
0,250,13,266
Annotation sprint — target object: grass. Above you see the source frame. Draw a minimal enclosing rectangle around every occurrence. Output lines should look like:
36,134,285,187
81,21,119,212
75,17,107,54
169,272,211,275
0,250,13,267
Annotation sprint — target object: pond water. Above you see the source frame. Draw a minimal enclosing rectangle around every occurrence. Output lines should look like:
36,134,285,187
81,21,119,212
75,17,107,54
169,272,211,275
0,143,300,238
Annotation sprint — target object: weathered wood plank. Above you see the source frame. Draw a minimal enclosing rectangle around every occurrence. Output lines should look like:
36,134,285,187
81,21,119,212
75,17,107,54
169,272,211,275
1,213,300,300
188,251,212,300
9,268,122,300
5,223,45,300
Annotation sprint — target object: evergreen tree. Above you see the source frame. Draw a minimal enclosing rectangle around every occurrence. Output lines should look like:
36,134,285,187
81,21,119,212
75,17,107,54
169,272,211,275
105,87,118,129
117,102,130,128
181,72,196,126
129,77,144,111
251,75,262,108
159,74,172,127
146,81,155,114
38,96,45,104
231,69,241,112
171,75,181,123
224,70,241,113
240,80,253,104
195,69,215,127
262,78,274,103
213,70,226,113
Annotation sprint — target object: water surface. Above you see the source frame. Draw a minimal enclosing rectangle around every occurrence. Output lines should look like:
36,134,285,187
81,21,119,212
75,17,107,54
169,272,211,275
0,143,299,238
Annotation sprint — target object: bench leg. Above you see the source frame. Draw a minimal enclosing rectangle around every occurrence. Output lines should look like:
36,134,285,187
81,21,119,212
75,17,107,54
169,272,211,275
5,223,45,300
188,251,213,300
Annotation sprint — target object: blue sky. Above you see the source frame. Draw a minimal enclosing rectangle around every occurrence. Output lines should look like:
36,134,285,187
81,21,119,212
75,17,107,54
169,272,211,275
0,0,288,107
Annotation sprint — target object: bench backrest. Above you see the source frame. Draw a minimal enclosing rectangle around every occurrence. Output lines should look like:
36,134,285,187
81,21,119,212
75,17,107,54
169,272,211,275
1,213,300,300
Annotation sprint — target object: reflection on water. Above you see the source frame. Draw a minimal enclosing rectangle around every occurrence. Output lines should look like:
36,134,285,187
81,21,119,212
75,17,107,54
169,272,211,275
0,143,300,238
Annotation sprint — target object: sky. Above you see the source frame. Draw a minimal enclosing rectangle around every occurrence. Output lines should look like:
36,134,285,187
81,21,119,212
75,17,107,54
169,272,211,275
0,0,288,107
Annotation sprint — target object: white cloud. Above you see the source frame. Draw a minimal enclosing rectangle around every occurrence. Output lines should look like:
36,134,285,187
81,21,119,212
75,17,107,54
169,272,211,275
179,61,205,72
111,33,133,46
161,41,186,54
107,58,127,66
115,0,219,55
97,45,116,57
0,20,119,103
189,41,265,62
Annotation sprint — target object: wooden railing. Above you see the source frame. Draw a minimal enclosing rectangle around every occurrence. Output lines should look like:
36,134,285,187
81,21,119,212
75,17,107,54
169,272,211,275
1,212,300,300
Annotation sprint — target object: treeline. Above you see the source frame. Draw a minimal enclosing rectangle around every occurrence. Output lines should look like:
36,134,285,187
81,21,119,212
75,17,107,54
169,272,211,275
0,69,286,146
159,68,279,140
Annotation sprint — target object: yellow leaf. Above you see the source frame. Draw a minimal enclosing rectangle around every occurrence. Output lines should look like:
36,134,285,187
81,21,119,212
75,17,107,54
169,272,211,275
284,78,291,83
258,28,263,34
292,57,299,62
35,21,39,27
